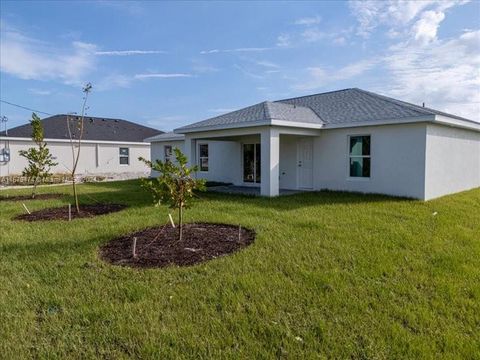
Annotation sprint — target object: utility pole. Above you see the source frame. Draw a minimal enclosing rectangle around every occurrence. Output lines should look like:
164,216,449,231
0,116,7,136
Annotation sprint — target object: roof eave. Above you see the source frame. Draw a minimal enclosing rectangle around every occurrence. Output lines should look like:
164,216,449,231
433,115,480,132
174,119,324,134
0,136,152,145
145,134,185,142
174,120,272,134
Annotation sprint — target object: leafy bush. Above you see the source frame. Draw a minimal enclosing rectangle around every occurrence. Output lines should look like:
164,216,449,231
139,148,206,241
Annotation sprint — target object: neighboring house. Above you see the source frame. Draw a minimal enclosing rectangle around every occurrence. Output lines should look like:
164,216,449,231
146,88,480,200
0,115,163,178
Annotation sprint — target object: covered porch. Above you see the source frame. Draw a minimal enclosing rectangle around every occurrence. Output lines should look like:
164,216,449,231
183,125,321,197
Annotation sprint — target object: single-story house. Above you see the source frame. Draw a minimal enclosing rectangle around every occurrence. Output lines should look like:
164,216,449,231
0,115,163,178
146,88,480,200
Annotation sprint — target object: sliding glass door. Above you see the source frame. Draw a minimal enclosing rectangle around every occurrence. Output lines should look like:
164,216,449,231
243,143,261,184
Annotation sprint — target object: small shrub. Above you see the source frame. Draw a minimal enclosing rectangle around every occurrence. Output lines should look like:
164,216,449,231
139,148,206,241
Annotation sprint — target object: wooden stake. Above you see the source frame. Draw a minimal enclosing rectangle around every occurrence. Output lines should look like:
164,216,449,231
238,225,241,243
168,213,176,228
132,237,137,258
22,203,31,214
68,204,72,221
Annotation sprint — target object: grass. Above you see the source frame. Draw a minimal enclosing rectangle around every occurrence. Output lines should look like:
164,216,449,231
0,180,479,359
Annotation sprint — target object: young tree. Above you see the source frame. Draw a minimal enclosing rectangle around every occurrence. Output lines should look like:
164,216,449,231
67,82,92,213
139,148,206,241
18,113,58,198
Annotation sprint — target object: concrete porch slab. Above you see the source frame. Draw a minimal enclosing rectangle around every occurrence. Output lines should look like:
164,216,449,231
207,185,301,196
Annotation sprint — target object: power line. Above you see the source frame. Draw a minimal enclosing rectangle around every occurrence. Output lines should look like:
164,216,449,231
0,99,53,116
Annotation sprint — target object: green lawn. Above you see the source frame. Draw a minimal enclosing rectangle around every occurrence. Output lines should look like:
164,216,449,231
1,180,479,359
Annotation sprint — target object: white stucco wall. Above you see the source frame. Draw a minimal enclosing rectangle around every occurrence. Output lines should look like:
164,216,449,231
149,121,479,200
150,140,241,184
424,124,480,200
313,123,428,199
0,138,151,177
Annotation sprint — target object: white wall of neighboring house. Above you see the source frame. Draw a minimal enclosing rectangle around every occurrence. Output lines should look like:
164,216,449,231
0,138,151,177
424,124,480,200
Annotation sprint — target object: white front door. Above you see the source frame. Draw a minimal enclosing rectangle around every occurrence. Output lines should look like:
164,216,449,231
297,138,313,189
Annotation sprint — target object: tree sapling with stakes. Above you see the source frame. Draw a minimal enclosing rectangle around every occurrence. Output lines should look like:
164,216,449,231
66,82,92,213
18,113,58,198
139,148,206,241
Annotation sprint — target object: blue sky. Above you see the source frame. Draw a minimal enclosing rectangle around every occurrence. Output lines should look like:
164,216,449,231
1,0,479,131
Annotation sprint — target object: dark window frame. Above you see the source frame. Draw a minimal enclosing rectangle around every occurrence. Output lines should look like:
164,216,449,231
348,135,371,178
198,143,209,172
164,145,173,162
119,147,129,165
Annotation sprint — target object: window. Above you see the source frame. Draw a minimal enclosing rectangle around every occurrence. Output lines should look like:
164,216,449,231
119,147,129,165
198,144,209,171
349,135,370,178
164,145,173,162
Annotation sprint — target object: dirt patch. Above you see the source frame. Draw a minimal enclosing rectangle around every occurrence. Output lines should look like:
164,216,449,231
0,193,64,202
14,203,127,221
99,223,255,268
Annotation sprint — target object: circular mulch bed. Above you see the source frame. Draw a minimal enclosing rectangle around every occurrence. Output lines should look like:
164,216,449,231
99,223,256,268
14,203,127,221
0,193,64,202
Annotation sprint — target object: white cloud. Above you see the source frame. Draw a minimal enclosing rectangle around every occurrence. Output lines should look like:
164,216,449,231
294,16,322,26
28,88,52,96
254,60,280,69
145,115,189,130
349,0,469,38
294,59,379,91
0,29,96,85
383,29,480,121
233,64,265,79
411,10,445,45
95,50,167,56
333,36,347,46
200,47,271,54
134,73,193,79
348,0,436,38
95,74,133,91
209,108,237,114
301,28,327,42
276,34,291,47
347,0,478,121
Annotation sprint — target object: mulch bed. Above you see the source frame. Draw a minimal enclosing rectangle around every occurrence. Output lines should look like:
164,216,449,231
0,193,64,202
14,203,127,221
99,223,255,268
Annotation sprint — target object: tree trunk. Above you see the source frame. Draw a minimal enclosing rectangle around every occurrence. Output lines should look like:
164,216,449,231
32,178,37,199
72,175,80,213
178,205,183,242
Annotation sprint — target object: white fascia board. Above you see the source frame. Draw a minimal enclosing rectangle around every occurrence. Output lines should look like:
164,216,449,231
175,120,272,134
173,114,480,134
146,135,185,142
433,115,480,132
175,119,323,134
270,119,323,129
322,115,436,129
0,137,150,146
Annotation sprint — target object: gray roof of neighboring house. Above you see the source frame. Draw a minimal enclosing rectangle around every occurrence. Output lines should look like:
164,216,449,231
1,115,163,142
176,88,476,132
145,132,185,142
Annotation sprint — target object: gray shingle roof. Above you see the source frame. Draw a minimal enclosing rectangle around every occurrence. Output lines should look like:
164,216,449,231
145,132,185,142
178,101,322,131
1,115,163,142
176,88,475,132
